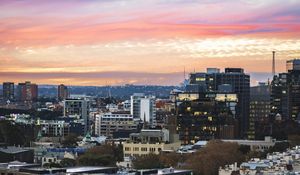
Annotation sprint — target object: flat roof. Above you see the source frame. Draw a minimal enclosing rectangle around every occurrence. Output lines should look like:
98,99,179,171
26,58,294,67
66,166,117,173
0,147,31,154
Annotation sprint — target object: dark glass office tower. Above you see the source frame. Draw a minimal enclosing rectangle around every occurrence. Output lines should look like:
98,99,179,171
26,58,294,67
271,59,300,121
175,68,250,144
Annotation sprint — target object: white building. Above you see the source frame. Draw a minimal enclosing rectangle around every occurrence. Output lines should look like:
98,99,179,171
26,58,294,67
140,97,156,126
122,100,131,111
130,93,145,119
95,112,138,138
220,146,300,175
123,129,180,158
222,136,276,152
130,93,156,126
106,104,119,112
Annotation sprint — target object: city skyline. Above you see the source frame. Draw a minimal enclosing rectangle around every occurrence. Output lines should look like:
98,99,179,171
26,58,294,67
1,0,300,86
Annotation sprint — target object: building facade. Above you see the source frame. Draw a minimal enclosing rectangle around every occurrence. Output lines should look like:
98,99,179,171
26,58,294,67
176,91,238,144
130,93,145,119
95,111,138,138
271,59,300,121
16,81,38,102
130,93,156,126
2,82,14,101
57,84,69,101
249,83,271,139
140,96,156,126
123,129,180,158
63,98,90,134
176,68,250,144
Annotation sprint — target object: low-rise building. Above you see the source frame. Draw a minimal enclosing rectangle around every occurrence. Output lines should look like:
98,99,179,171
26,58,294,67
123,129,181,158
0,147,34,163
95,112,139,138
39,120,70,137
38,119,85,137
222,136,277,152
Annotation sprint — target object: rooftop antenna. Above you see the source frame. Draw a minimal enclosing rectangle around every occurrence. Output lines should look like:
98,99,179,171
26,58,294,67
272,51,276,77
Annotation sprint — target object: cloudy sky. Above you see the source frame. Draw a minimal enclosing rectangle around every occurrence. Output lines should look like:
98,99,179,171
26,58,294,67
0,0,300,85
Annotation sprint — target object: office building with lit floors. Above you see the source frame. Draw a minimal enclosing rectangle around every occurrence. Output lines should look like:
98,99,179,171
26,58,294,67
175,68,249,144
176,91,238,144
187,68,250,138
271,59,300,121
248,83,271,139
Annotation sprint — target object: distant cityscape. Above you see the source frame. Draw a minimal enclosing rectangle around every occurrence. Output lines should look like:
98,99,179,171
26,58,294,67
2,0,300,173
0,58,299,174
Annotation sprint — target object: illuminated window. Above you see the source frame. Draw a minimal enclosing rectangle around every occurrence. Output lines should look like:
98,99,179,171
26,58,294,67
208,116,213,121
194,112,201,115
196,77,205,81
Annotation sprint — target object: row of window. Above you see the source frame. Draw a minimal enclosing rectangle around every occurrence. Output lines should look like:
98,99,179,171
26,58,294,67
124,147,162,152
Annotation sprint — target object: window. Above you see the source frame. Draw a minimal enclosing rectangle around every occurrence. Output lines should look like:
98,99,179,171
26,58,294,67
141,147,147,151
134,147,139,151
125,147,131,151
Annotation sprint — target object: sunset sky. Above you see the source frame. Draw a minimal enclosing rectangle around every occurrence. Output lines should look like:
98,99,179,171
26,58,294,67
1,0,300,86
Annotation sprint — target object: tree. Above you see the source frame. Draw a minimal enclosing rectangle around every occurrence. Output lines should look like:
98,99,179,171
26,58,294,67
288,134,300,147
61,133,79,148
132,154,164,170
77,144,123,166
184,140,245,175
239,145,251,155
159,152,184,167
77,154,114,166
60,158,76,167
0,120,26,146
268,142,290,153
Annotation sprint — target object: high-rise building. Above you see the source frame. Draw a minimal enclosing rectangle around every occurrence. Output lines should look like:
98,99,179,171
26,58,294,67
130,93,156,126
249,83,271,139
16,81,38,102
2,82,14,101
271,59,300,121
186,68,250,138
57,84,69,101
130,93,145,119
63,97,90,134
140,96,156,126
175,90,238,144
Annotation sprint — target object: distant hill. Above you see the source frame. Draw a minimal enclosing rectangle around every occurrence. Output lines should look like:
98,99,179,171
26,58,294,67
38,84,181,99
